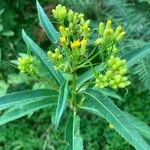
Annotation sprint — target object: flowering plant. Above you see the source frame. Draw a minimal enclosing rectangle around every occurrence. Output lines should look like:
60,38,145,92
0,1,150,150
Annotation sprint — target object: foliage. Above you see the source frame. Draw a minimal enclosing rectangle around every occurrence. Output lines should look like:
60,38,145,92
0,0,150,150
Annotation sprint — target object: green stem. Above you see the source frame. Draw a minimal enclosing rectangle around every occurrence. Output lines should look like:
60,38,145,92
72,68,77,108
77,50,101,69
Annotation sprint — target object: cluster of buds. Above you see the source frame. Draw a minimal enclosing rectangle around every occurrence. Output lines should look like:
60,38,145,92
52,5,90,57
95,19,125,55
18,56,37,75
47,48,66,71
52,4,67,24
95,56,130,89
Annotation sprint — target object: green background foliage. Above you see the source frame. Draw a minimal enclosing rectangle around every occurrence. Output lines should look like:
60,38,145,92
0,0,150,149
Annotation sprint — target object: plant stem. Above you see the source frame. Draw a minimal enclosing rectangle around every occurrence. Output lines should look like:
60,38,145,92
77,50,101,69
72,68,77,108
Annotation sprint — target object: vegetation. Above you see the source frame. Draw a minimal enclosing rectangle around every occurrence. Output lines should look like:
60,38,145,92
0,0,150,149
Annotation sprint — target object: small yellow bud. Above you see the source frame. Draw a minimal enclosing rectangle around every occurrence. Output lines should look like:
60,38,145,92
119,68,127,75
106,19,112,29
104,28,114,38
106,70,112,77
99,22,104,35
55,48,60,54
67,9,74,21
58,54,63,59
112,85,118,89
116,31,126,41
60,36,66,44
80,39,87,55
83,23,89,32
59,26,65,33
118,83,126,88
115,25,122,37
108,123,114,129
47,51,53,58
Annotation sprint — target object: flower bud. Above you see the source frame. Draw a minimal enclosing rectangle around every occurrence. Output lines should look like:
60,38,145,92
99,22,104,35
106,19,112,29
116,31,126,41
114,25,122,37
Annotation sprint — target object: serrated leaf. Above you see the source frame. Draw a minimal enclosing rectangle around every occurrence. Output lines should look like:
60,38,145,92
76,64,103,90
123,112,150,141
36,0,59,45
0,89,57,110
22,29,64,85
65,112,83,150
80,89,150,150
121,44,150,68
0,97,56,125
54,80,69,127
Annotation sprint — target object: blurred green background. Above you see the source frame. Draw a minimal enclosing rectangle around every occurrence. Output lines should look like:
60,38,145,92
0,0,150,149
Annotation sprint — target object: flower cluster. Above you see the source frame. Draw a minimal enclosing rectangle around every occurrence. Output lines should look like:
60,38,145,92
47,48,66,70
95,19,125,55
50,4,90,71
17,4,130,91
18,56,37,75
95,56,130,89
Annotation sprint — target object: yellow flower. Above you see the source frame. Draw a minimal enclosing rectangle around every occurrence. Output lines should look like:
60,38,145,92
60,36,66,44
71,40,81,49
83,23,89,32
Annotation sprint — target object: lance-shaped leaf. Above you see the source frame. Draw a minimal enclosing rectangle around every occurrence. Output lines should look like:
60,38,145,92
76,64,103,90
22,29,64,85
123,112,150,141
0,89,57,110
0,97,56,125
65,112,83,150
36,0,59,45
80,89,150,150
96,88,124,101
54,81,69,127
121,44,150,68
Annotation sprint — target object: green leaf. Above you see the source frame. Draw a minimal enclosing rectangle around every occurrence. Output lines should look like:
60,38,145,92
122,44,150,68
54,80,69,127
96,88,124,101
65,112,83,150
0,97,56,125
36,0,59,45
123,112,150,141
80,89,150,150
0,89,57,110
76,64,103,90
22,29,64,85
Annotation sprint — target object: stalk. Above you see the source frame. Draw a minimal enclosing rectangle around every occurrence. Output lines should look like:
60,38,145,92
72,70,77,108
